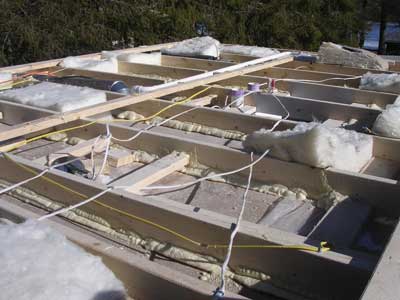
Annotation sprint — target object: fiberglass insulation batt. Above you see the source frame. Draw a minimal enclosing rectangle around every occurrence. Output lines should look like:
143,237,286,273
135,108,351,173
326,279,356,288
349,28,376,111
220,44,279,57
161,36,220,59
359,72,400,94
372,97,400,138
0,220,125,300
101,51,162,65
0,82,107,112
243,122,373,172
60,56,118,73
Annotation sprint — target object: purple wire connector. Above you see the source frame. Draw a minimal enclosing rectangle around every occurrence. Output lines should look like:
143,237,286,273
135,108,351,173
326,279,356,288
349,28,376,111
247,82,260,92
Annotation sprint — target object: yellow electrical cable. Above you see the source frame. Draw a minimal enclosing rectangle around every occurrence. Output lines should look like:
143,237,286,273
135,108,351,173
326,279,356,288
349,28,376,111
5,86,213,153
2,153,330,253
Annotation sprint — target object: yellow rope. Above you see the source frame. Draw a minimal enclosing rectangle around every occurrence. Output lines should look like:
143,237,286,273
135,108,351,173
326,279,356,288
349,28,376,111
2,153,330,253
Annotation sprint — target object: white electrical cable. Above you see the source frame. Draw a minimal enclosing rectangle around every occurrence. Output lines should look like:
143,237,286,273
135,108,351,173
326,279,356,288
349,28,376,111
37,187,113,221
93,125,111,180
0,156,81,195
218,152,254,296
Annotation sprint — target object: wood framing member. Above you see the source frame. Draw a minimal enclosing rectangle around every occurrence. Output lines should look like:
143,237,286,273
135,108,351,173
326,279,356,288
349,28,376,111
111,152,189,193
0,153,374,299
0,199,247,300
277,60,394,76
118,62,206,79
0,42,178,74
0,54,293,144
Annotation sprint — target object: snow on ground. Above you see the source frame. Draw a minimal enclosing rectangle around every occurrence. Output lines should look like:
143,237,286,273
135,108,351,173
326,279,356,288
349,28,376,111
0,220,126,300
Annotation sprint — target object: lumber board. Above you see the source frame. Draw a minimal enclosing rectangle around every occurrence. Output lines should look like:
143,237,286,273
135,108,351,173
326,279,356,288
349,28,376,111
54,67,164,87
112,152,189,193
278,60,394,76
0,42,177,74
36,137,108,165
0,153,374,300
118,61,206,79
0,199,248,300
67,119,400,216
108,148,135,168
0,54,293,143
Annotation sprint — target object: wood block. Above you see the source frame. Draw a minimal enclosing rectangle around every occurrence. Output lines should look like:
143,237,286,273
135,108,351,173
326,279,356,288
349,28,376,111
307,198,371,248
108,148,134,168
111,152,189,193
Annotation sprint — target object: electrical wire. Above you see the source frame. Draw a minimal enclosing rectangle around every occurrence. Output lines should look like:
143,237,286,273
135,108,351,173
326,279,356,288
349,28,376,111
2,152,330,253
216,152,254,297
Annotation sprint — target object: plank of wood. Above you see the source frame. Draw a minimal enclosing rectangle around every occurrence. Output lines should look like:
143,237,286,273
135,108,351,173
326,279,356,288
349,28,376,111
108,148,135,168
0,54,292,143
307,198,371,248
0,42,177,74
35,137,108,165
0,153,374,300
111,152,189,193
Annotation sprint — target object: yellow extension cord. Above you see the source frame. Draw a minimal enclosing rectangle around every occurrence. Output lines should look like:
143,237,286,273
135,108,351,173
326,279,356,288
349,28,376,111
1,84,330,253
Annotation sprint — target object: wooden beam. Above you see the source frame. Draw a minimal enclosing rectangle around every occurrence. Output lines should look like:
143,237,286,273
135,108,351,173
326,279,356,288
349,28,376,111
111,152,189,193
118,62,206,79
0,54,293,143
0,153,373,299
0,199,247,300
0,42,177,74
108,148,135,168
277,60,394,76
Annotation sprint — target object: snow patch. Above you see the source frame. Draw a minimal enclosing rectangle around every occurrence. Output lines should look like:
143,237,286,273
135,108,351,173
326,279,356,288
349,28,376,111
162,36,220,58
60,56,118,73
243,122,373,172
220,44,279,57
102,51,161,65
359,72,400,94
0,82,107,112
0,220,125,300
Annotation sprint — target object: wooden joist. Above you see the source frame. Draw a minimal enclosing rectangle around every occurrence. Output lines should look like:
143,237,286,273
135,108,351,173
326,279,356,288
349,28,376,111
111,152,189,193
0,54,293,144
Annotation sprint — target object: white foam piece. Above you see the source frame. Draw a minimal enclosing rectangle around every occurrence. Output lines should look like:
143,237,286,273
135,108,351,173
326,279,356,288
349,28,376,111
359,72,400,94
220,44,279,57
0,72,12,83
60,56,118,73
0,82,107,112
161,36,220,58
102,51,161,65
0,220,125,300
243,122,373,172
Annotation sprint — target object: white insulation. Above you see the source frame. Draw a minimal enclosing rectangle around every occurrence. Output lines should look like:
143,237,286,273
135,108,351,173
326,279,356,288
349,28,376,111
0,82,107,112
162,36,220,58
60,56,118,73
359,72,400,94
0,72,12,83
220,44,279,57
0,220,125,300
372,97,400,138
243,122,373,172
101,51,162,65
